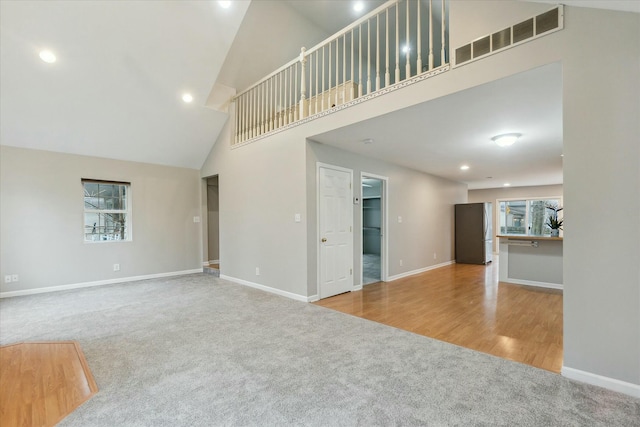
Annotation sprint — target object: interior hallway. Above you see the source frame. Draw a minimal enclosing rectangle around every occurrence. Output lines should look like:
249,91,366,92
315,259,563,373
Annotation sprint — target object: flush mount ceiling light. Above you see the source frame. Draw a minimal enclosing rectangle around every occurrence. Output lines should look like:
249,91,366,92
218,1,231,8
182,93,194,103
39,50,56,63
503,183,511,187
492,133,521,147
362,138,374,144
460,165,470,170
353,2,364,12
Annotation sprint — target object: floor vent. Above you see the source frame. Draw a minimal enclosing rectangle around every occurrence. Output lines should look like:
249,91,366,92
454,6,563,67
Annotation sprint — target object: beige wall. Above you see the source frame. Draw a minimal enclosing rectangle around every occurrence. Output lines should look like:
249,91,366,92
469,184,563,252
201,112,309,298
0,146,202,295
203,2,640,388
306,141,467,296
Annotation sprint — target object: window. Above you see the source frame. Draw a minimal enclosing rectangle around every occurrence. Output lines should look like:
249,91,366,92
83,180,130,242
499,197,561,236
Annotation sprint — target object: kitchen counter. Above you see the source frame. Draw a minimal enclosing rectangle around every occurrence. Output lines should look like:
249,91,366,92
498,235,563,289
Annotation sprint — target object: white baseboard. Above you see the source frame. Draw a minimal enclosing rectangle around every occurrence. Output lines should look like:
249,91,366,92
219,274,311,302
307,294,319,302
562,366,640,398
0,269,203,299
503,278,563,290
387,260,455,282
353,285,363,292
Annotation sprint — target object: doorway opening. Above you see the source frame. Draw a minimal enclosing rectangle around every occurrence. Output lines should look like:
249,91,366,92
361,174,387,285
205,175,220,276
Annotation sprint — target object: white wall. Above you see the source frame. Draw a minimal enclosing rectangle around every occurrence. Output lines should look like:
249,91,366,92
559,7,639,388
201,109,309,299
306,141,467,295
469,184,563,252
0,146,202,295
452,2,640,391
215,0,329,93
200,1,640,390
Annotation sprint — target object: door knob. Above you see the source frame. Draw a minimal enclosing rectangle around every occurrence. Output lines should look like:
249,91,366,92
321,238,327,243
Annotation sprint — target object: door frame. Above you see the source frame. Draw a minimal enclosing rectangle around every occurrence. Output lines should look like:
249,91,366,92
360,172,389,286
316,162,354,298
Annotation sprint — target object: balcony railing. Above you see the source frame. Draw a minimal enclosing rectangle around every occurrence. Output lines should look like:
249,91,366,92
233,0,449,145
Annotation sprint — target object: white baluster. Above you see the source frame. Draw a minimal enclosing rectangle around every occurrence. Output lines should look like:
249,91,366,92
351,29,355,100
300,47,307,119
417,0,422,74
385,8,390,87
342,35,346,104
376,14,380,91
429,0,434,70
270,77,274,130
395,3,400,83
406,0,410,79
249,89,253,139
315,50,319,114
335,39,339,107
329,42,333,108
278,72,284,127
367,19,371,94
441,0,446,65
287,67,292,124
358,25,363,97
321,47,325,111
289,62,298,123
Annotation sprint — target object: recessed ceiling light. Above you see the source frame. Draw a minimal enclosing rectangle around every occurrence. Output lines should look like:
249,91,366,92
460,165,470,170
503,183,511,187
353,2,364,12
218,1,231,8
182,93,194,103
362,138,374,144
39,50,56,63
492,133,521,147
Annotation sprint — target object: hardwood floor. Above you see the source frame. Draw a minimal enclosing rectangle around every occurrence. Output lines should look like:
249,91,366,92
0,341,98,427
315,261,563,373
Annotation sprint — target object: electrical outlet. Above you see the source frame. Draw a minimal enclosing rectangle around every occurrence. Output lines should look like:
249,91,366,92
398,216,403,223
11,274,18,282
255,267,260,276
113,264,120,272
399,259,403,267
294,213,301,222
4,275,11,283
433,252,437,259
193,216,200,223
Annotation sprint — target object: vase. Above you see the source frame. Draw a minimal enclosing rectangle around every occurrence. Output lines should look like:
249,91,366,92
551,229,560,237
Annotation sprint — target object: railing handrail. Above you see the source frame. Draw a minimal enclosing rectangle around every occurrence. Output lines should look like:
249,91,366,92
234,0,399,100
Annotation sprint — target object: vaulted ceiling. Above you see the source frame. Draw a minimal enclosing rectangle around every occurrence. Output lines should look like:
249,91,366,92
1,1,637,187
0,0,249,169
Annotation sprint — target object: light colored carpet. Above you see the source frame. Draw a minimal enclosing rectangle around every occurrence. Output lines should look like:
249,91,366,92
1,274,638,426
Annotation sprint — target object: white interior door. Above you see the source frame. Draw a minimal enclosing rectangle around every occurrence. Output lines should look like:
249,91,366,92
318,165,353,299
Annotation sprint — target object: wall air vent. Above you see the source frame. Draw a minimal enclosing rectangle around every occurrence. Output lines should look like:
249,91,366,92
454,6,563,67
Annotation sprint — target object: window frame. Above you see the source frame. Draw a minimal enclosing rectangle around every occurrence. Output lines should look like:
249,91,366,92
496,196,563,237
82,179,132,243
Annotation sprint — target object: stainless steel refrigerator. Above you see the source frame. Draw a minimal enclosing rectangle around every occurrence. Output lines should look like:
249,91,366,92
455,203,493,265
